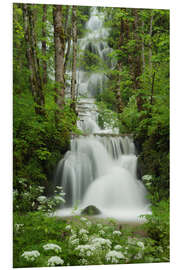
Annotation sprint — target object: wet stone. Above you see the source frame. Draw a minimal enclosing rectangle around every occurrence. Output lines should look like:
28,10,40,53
81,205,101,215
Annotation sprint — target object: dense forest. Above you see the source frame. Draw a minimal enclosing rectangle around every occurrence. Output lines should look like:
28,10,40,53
13,3,169,268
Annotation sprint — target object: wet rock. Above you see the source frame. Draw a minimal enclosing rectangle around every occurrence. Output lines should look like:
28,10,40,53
81,205,101,215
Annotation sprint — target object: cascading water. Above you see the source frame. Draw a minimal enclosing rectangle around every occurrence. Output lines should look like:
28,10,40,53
55,7,150,222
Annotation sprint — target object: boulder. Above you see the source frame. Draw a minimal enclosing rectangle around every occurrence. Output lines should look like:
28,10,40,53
81,205,101,216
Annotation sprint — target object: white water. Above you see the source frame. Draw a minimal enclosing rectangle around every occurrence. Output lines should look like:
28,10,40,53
55,7,150,222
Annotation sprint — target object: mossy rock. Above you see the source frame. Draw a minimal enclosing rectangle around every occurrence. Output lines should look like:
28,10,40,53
81,205,101,216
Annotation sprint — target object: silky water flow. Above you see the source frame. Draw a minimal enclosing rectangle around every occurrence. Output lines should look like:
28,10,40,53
55,7,151,222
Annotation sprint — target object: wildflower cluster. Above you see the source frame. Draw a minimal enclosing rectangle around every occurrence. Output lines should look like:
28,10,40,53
142,175,153,188
90,237,112,249
75,244,96,257
37,186,65,213
43,243,62,253
47,256,64,266
113,230,122,236
21,250,40,262
21,243,63,267
114,245,123,251
106,250,125,263
14,223,24,233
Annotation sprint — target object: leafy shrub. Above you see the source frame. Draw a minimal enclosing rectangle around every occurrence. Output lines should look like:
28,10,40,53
142,199,169,249
13,178,65,213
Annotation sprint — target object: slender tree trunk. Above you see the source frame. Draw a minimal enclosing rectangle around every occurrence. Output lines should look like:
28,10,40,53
53,5,65,114
28,7,45,112
64,6,70,34
149,12,153,70
150,72,155,105
64,7,72,72
70,6,77,113
42,4,47,86
23,4,45,116
141,20,145,72
113,17,124,113
132,9,143,112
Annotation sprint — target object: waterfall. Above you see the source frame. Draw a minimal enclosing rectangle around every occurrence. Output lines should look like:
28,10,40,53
55,7,150,222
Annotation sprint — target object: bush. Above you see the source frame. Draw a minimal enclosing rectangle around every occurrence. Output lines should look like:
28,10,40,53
142,199,169,250
13,179,65,213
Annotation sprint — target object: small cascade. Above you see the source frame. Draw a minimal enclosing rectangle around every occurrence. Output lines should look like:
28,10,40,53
76,7,114,97
54,7,150,222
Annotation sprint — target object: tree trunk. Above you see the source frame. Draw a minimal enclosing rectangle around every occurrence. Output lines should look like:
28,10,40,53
70,5,77,113
113,17,125,114
132,9,143,112
141,20,145,72
149,12,153,70
150,72,155,105
23,4,45,116
42,4,47,86
53,5,65,114
64,7,72,72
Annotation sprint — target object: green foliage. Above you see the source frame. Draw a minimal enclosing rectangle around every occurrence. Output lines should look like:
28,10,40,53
142,199,169,260
13,179,65,213
13,212,67,267
96,101,119,130
13,212,169,267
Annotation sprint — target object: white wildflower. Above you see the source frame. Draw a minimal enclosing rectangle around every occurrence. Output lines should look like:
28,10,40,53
114,245,123,251
69,233,77,240
21,250,40,262
79,228,88,235
113,230,122,236
38,186,45,192
54,195,65,203
75,244,96,257
15,223,24,232
55,186,63,190
137,241,145,249
37,196,47,203
43,243,62,253
106,250,125,264
142,175,152,181
70,238,79,246
99,230,105,236
65,225,71,231
47,256,64,266
91,237,111,249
